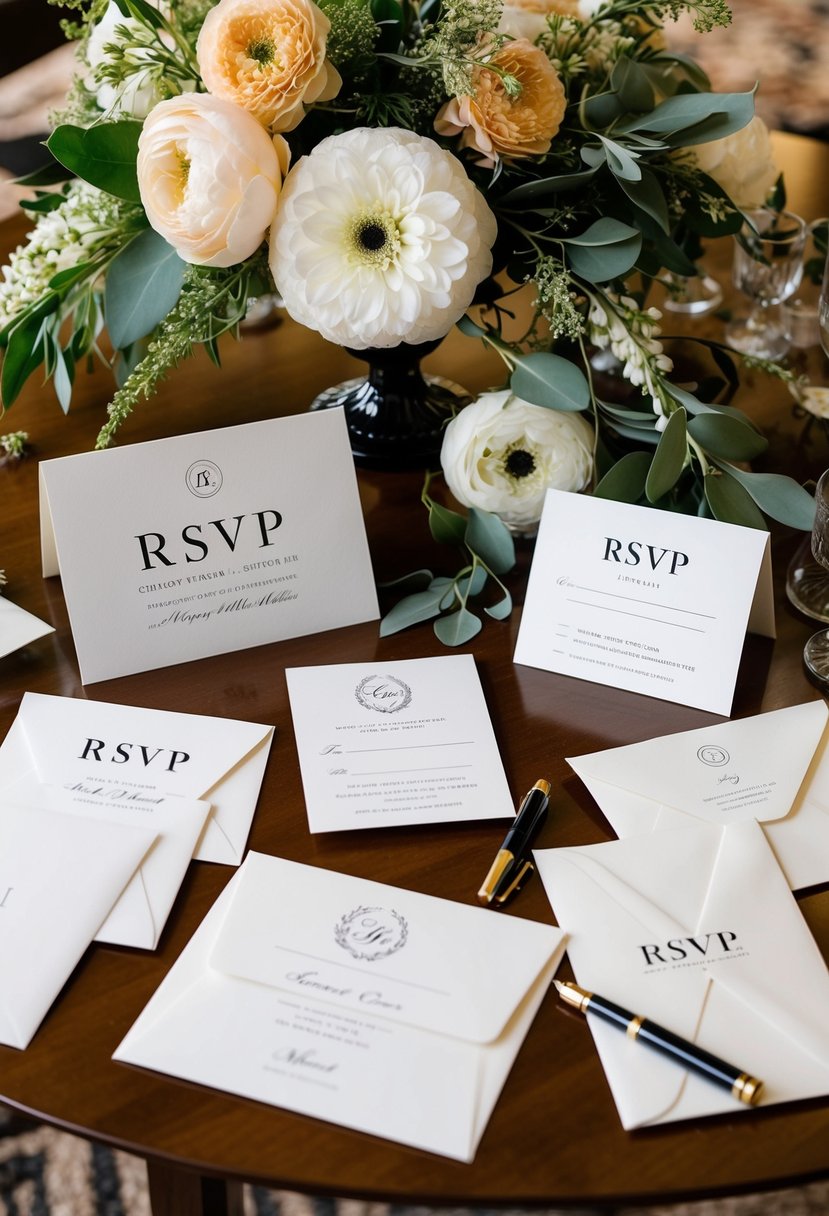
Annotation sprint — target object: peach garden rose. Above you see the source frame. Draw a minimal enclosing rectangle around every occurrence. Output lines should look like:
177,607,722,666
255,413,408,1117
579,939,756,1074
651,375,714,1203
196,0,341,131
435,39,567,168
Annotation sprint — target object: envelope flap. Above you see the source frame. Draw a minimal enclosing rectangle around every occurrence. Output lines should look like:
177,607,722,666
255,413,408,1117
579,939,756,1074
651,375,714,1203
14,692,272,802
208,853,563,1044
568,702,828,827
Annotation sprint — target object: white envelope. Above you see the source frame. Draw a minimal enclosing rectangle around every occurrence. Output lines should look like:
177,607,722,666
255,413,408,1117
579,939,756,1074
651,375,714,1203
0,692,274,865
115,853,566,1161
0,596,54,659
534,821,829,1129
0,802,155,1049
4,776,211,949
568,701,829,891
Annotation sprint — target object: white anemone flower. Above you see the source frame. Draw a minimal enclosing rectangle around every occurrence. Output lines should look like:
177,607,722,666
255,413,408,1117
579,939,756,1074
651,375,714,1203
269,127,498,349
441,390,594,529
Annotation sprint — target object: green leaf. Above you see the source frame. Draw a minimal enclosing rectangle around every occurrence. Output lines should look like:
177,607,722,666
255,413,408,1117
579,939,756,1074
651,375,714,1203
592,450,652,503
457,564,488,598
114,0,169,29
560,218,642,283
612,57,655,112
47,122,142,202
377,569,433,593
510,352,590,411
20,192,66,214
457,315,488,341
645,408,687,503
582,92,624,129
687,412,768,461
433,608,482,646
498,168,597,208
599,136,642,182
714,464,816,531
617,166,670,233
0,291,60,348
105,228,186,349
465,508,515,575
53,346,75,414
1,315,46,406
12,158,71,187
485,588,513,621
379,587,445,636
704,470,767,530
618,90,755,146
428,500,467,545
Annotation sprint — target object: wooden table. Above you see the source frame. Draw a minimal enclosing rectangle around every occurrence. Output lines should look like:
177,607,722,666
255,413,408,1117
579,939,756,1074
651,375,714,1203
1,132,828,1216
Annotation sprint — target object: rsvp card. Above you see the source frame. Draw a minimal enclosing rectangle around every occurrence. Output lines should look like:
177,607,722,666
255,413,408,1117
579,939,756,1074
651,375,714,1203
39,411,379,683
514,491,772,716
286,655,514,832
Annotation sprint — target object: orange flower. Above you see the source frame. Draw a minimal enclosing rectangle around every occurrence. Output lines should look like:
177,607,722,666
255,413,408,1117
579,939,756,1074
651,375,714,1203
196,0,341,132
435,39,566,167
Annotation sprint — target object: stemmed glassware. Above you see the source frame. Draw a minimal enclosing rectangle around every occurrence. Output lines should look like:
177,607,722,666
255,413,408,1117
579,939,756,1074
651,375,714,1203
726,209,809,360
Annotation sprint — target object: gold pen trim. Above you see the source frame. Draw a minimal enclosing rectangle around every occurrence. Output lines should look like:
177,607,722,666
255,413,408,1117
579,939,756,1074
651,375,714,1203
553,980,591,1013
477,849,514,905
732,1073,763,1106
626,1015,644,1040
493,858,534,905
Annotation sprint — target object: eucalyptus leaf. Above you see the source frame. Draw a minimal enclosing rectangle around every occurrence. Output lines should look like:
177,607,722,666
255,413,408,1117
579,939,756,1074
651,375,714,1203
714,464,816,531
645,407,688,502
465,508,515,575
53,346,74,414
592,450,653,502
561,218,642,283
618,90,754,146
617,167,670,233
612,57,655,112
434,608,482,647
510,352,590,411
376,568,433,593
457,314,488,340
457,564,489,598
379,586,446,636
583,92,624,128
47,122,142,202
600,136,642,182
704,469,768,530
105,228,186,349
428,500,467,545
687,412,768,461
497,168,597,208
608,421,661,445
484,588,513,621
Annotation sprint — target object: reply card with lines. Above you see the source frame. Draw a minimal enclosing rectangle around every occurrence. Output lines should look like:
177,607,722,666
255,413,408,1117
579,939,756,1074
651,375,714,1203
285,655,514,831
514,490,773,716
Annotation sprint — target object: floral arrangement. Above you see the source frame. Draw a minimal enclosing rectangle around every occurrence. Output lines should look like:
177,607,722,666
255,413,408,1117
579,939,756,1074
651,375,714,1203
0,0,817,642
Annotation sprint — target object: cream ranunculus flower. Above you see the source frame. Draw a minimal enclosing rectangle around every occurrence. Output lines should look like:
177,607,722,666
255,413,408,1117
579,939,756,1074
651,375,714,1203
441,390,594,529
269,127,498,349
137,93,288,267
435,39,566,168
688,116,778,211
196,0,341,131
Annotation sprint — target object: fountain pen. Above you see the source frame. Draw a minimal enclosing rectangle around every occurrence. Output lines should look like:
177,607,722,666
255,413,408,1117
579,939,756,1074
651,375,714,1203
555,981,763,1105
478,778,551,907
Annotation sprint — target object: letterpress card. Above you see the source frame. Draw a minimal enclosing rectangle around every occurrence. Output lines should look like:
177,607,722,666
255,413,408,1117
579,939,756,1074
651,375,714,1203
514,490,772,716
39,411,379,683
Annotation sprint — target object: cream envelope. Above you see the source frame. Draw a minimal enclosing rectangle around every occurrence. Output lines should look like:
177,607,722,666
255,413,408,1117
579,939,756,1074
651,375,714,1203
114,853,566,1162
568,701,829,891
0,692,274,865
0,802,155,1049
0,596,54,659
4,776,211,949
534,821,829,1129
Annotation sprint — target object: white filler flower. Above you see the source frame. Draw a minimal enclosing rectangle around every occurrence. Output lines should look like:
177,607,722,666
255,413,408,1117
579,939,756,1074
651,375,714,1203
269,127,497,348
441,390,594,529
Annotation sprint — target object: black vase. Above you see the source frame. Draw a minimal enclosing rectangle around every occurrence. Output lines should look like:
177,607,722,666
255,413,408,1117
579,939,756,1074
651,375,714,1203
310,339,470,471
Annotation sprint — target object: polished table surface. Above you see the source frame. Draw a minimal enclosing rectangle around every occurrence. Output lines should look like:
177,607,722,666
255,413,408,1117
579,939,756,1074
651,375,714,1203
1,131,829,1211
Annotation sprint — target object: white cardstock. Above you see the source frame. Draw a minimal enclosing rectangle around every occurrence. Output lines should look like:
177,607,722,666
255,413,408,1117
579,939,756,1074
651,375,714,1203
513,490,772,716
39,411,379,683
286,654,514,832
568,699,829,892
0,692,274,865
0,596,53,659
0,802,155,1049
534,821,829,1129
114,852,566,1161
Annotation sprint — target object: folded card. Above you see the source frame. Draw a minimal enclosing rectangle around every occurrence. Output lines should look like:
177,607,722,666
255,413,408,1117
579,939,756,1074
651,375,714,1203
115,852,566,1161
513,490,772,716
0,692,273,865
534,821,829,1129
0,596,54,659
39,411,379,682
0,802,155,1049
5,776,210,949
286,654,514,832
568,700,829,891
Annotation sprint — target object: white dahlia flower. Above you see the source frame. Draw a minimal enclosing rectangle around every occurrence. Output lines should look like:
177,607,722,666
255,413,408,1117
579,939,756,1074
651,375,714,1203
269,127,498,349
441,390,594,529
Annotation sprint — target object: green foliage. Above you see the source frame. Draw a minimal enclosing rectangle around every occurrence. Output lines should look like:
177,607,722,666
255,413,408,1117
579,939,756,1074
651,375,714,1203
47,122,142,202
105,229,186,350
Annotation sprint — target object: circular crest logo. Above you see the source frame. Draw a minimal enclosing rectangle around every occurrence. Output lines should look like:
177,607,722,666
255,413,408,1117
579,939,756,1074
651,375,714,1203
355,674,412,714
334,906,408,961
697,745,730,767
185,459,223,498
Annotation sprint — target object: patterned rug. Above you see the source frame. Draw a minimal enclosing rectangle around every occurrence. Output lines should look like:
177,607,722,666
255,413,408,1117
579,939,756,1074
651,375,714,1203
1,1109,828,1216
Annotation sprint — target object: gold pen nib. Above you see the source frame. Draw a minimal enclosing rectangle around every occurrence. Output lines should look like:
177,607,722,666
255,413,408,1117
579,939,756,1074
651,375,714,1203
554,980,592,1012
